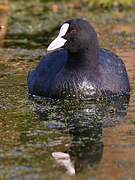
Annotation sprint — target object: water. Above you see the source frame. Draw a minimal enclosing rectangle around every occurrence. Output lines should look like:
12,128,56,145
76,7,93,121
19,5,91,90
0,1,135,179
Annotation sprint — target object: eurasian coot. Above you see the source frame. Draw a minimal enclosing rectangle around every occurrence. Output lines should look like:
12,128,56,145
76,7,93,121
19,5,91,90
28,18,130,99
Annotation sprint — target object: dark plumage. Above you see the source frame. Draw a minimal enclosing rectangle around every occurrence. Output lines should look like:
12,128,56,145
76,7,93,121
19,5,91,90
28,19,130,99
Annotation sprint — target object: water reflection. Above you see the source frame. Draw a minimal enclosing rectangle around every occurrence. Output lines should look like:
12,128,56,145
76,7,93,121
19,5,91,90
30,95,129,175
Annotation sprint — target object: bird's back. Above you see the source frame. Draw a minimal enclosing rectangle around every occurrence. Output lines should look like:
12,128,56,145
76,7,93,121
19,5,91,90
98,49,130,95
28,49,67,96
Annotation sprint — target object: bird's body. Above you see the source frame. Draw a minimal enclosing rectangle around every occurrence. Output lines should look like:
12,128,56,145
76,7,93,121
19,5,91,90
28,19,130,99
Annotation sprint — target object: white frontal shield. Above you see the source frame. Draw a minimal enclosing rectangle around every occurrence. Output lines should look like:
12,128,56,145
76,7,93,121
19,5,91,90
47,23,69,51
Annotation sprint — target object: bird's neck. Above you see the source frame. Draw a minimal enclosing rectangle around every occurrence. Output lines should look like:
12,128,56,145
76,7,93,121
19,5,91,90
67,47,99,69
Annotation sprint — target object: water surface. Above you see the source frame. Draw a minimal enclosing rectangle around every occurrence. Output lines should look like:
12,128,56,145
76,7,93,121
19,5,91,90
0,1,135,179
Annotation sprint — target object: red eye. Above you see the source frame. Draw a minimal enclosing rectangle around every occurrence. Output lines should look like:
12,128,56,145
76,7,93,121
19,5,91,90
68,28,77,35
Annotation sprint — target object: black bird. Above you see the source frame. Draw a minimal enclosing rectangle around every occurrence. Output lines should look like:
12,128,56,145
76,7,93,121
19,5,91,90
28,18,130,99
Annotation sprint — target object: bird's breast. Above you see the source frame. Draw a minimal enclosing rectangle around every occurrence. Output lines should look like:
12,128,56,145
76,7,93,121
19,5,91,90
53,73,97,98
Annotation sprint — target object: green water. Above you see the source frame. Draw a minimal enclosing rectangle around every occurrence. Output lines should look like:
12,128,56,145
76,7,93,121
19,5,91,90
0,1,135,179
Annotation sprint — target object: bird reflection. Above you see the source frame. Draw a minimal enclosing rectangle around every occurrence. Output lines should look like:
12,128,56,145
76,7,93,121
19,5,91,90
30,95,129,175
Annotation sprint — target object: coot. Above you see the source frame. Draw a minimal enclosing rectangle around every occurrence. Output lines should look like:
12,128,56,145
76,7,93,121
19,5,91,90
28,19,130,99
